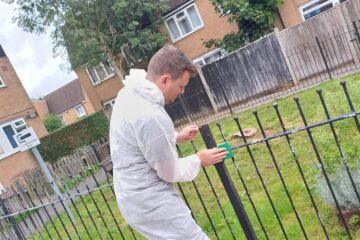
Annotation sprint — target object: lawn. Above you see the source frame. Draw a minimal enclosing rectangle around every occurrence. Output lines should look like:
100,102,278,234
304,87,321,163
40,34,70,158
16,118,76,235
31,73,360,239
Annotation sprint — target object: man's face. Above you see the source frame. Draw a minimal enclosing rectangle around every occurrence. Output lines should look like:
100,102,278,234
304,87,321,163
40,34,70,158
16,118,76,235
158,71,191,105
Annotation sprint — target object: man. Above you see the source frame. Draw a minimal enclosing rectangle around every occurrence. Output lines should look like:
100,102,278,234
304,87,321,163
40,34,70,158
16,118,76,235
110,45,228,239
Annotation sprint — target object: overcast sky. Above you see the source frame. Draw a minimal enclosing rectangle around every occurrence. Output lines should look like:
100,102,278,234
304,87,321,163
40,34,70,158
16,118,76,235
0,2,76,99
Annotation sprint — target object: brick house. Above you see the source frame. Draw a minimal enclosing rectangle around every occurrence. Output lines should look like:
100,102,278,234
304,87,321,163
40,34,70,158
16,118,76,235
71,0,239,114
278,0,349,28
33,79,96,126
0,45,48,190
71,0,348,115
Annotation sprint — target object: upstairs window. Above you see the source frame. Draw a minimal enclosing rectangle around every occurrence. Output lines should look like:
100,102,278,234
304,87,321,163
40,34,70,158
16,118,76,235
86,64,115,86
299,0,340,20
0,74,5,88
165,4,204,42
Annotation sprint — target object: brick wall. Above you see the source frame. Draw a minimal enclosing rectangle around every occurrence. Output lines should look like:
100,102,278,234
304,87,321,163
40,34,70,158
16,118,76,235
278,0,308,28
0,51,48,188
161,0,238,60
76,68,123,111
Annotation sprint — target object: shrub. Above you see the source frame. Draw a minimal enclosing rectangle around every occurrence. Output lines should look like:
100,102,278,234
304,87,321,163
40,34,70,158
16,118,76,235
38,111,109,162
43,114,65,133
316,165,360,210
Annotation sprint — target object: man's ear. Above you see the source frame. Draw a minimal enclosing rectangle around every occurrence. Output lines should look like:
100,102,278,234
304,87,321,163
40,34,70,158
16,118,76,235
159,74,171,87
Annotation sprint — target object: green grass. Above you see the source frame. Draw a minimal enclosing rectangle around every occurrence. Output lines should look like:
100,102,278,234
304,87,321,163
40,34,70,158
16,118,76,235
29,73,360,239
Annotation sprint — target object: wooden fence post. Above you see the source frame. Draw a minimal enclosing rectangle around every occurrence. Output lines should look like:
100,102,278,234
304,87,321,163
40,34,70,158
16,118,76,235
336,3,360,67
197,65,218,113
274,28,299,85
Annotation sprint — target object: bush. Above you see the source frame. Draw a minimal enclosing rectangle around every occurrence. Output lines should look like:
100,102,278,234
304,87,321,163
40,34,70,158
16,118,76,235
38,111,109,162
316,165,360,210
43,114,65,133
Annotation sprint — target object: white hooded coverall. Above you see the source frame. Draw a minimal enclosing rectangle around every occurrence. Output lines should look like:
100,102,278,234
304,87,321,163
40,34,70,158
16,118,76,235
110,70,209,240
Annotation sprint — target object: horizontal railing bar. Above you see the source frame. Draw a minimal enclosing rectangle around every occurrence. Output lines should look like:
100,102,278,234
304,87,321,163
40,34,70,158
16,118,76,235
0,183,113,220
231,110,360,150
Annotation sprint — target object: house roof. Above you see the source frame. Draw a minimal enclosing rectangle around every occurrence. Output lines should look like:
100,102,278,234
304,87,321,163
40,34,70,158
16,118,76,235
165,0,192,15
0,45,6,58
44,79,84,115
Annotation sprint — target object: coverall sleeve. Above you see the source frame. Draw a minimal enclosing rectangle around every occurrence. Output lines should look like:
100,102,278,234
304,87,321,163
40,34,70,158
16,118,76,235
136,116,201,183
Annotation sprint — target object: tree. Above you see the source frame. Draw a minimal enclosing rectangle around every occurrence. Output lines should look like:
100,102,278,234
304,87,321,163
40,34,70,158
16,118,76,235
205,0,283,53
10,0,170,78
43,114,64,133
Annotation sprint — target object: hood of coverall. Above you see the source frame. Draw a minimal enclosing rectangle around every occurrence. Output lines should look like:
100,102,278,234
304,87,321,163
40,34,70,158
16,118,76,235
123,69,165,107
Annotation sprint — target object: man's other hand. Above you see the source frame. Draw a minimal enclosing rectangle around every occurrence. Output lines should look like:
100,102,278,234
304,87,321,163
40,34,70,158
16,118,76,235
176,125,199,144
197,148,229,167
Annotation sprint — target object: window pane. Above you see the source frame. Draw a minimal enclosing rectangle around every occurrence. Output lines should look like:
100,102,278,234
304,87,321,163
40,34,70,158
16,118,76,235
3,125,17,149
104,65,115,76
104,103,112,110
76,105,86,117
0,74,4,86
176,12,185,18
303,3,333,20
303,0,328,12
95,66,107,81
204,51,223,64
187,6,201,28
167,18,181,39
178,18,192,35
88,67,99,84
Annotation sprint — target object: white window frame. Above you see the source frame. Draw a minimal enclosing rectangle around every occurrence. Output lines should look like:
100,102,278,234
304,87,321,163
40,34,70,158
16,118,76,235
86,63,116,86
58,114,66,125
0,181,5,194
0,74,5,88
193,48,227,66
103,98,116,110
0,118,27,160
216,3,231,16
165,3,204,43
74,104,87,118
299,0,340,21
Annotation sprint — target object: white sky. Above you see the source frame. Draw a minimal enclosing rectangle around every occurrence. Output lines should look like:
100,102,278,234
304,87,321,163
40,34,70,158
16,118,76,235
0,2,76,99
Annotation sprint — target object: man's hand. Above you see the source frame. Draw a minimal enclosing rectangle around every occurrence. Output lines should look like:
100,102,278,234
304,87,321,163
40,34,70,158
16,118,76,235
197,148,229,167
176,125,199,144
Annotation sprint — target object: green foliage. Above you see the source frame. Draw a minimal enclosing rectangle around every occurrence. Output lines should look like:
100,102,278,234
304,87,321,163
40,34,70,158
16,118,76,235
316,167,360,211
10,0,169,73
43,114,65,133
38,111,109,162
350,215,360,227
205,0,283,52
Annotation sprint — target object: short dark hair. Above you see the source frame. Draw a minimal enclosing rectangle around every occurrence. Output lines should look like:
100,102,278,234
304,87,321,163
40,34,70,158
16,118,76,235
147,45,197,80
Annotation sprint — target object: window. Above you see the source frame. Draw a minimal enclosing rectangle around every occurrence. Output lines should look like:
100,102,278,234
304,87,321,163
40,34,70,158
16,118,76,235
165,4,204,42
0,118,27,160
0,74,5,88
193,49,227,66
86,63,115,86
216,3,231,16
104,98,116,111
0,181,5,194
75,105,86,118
299,0,340,20
59,115,66,125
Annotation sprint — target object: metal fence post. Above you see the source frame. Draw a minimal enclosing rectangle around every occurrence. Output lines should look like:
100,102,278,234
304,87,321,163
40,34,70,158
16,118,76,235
199,124,257,240
315,36,333,80
31,147,75,224
0,198,24,240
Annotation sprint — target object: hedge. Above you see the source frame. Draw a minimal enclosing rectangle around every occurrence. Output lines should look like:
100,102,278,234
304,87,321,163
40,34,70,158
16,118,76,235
38,111,109,162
